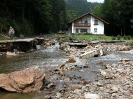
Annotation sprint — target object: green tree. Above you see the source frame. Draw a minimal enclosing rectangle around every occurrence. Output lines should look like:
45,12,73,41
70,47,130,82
49,0,66,32
93,5,102,17
94,0,133,36
0,0,67,36
66,10,77,21
65,0,101,19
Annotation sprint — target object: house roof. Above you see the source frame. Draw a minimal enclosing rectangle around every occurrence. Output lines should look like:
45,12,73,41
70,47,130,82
68,12,109,24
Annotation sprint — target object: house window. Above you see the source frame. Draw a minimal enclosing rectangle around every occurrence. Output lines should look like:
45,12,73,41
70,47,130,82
80,29,87,33
94,28,97,33
94,20,98,25
76,29,79,33
85,20,88,24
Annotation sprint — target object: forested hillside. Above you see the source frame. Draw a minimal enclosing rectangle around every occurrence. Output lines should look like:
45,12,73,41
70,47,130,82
93,0,133,36
0,0,132,36
0,0,66,36
65,0,101,21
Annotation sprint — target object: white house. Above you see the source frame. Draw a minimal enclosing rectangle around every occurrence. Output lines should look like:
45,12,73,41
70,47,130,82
67,12,109,34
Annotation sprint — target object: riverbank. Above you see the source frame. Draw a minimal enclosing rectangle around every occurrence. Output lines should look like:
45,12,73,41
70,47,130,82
30,39,133,99
0,35,133,99
29,49,133,99
40,40,133,99
0,36,57,56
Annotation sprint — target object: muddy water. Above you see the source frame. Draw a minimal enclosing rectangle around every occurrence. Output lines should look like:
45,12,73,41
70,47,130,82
0,44,68,99
0,44,133,99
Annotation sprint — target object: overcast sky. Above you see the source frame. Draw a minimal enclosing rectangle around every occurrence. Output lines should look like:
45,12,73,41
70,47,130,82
87,0,104,3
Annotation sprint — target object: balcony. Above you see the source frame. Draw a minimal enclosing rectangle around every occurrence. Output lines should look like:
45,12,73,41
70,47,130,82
74,23,91,27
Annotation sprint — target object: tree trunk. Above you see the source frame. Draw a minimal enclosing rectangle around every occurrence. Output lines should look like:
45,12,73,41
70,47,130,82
22,8,25,20
6,0,9,14
1,27,2,33
121,28,122,36
124,26,125,36
113,26,115,36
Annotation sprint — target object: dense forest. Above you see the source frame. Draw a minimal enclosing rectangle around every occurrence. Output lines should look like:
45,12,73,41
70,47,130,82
0,0,66,36
93,0,133,36
0,0,133,36
0,0,100,37
65,0,101,21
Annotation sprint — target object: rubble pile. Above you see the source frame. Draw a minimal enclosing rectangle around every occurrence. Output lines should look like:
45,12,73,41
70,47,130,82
41,57,133,99
1,39,133,99
60,42,131,58
39,41,133,99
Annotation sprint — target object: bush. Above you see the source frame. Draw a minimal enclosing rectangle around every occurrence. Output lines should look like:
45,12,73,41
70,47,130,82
112,36,116,40
123,36,127,40
126,36,131,40
0,17,10,35
130,41,133,47
117,35,121,40
123,36,131,40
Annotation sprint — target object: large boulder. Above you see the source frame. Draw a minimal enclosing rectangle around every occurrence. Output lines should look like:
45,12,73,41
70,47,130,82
0,67,45,93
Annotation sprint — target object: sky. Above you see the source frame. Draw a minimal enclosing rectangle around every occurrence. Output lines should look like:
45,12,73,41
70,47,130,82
87,0,104,3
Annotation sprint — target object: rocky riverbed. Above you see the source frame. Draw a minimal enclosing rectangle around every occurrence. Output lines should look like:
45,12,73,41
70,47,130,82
31,40,133,99
41,55,133,99
0,38,133,99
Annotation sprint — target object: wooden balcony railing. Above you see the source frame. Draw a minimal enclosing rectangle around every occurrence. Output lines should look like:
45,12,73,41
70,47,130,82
74,23,91,27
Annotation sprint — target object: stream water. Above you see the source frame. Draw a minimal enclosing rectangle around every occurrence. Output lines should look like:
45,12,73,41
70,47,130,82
0,44,68,99
0,43,133,99
0,45,66,73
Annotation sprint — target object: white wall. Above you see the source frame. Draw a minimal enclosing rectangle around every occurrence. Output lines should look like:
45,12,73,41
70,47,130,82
90,16,104,34
69,15,105,34
72,23,74,33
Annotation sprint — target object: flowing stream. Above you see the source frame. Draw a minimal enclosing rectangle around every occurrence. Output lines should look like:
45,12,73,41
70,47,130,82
0,44,66,73
0,42,133,99
0,43,68,99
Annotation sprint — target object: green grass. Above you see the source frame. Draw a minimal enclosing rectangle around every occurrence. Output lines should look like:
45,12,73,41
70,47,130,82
72,34,112,40
0,34,8,40
56,33,133,41
56,33,113,41
1,32,133,41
